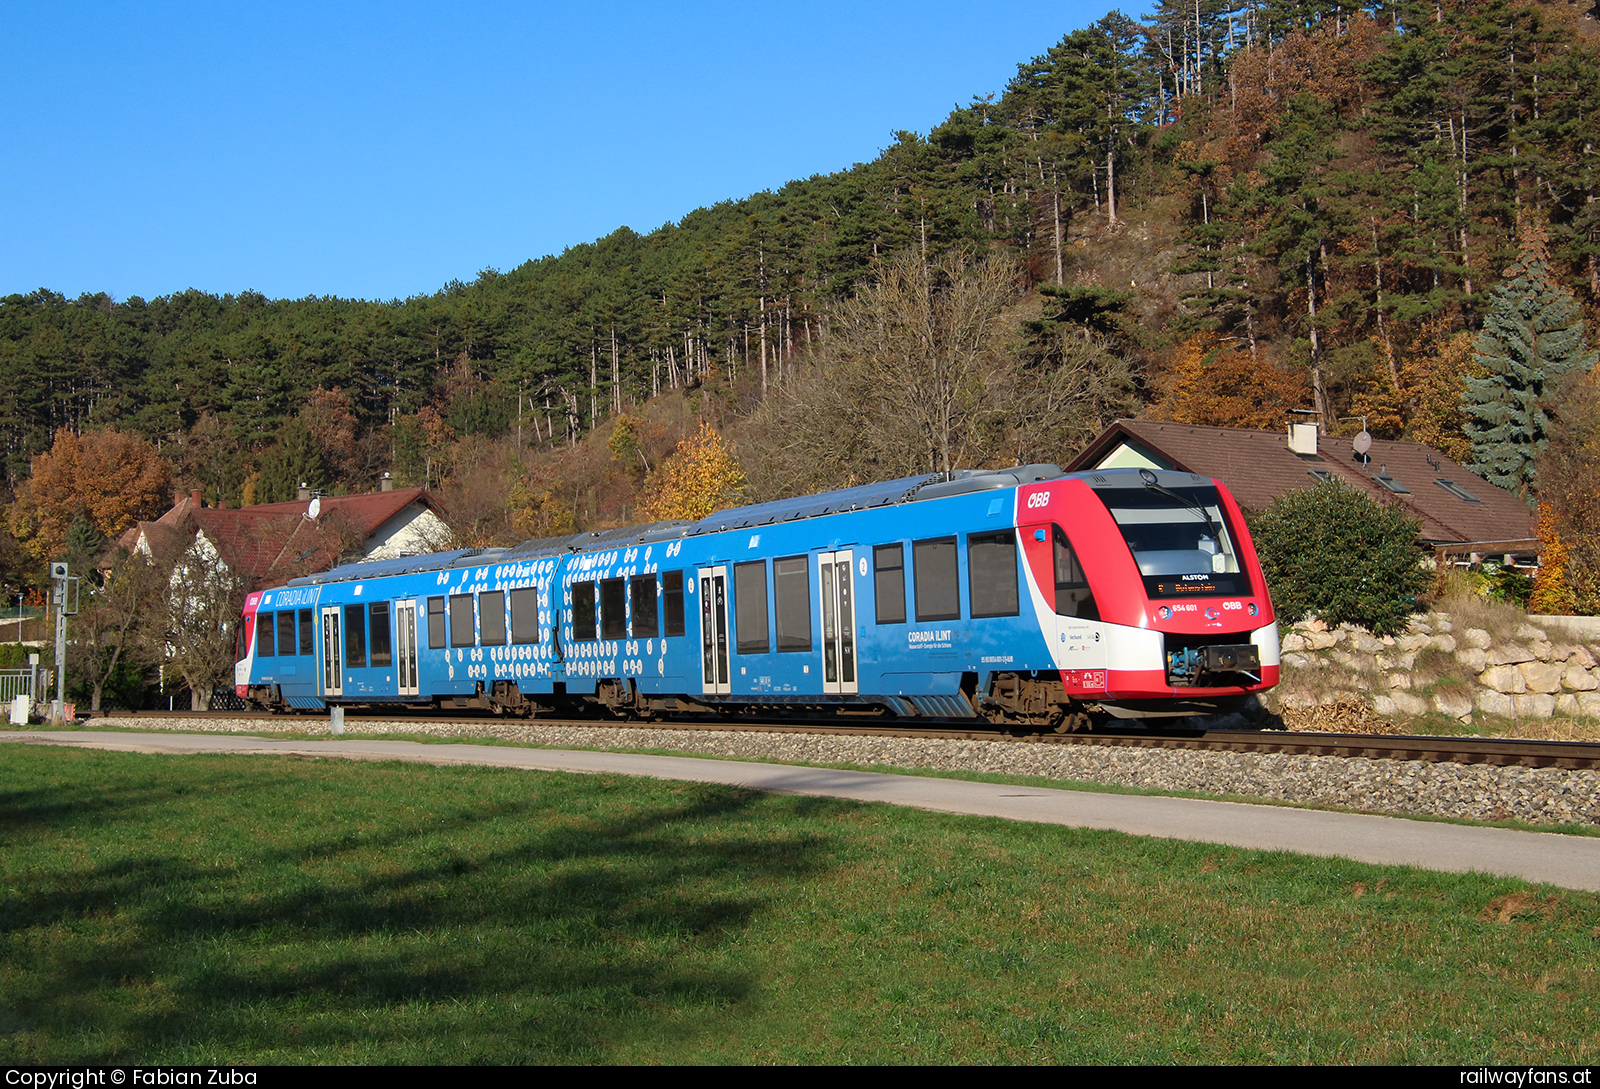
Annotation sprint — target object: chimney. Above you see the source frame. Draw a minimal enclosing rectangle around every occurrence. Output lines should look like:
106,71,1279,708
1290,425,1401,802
191,489,203,508
297,482,311,501
1288,422,1318,455
380,472,394,493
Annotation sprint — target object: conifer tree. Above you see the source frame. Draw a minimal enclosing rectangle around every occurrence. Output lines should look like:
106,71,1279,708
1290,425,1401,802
1464,220,1598,498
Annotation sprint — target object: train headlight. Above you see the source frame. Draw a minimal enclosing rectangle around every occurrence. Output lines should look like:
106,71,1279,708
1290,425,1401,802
1157,606,1171,620
1248,603,1259,616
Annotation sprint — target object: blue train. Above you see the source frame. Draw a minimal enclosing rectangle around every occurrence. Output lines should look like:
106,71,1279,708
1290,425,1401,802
236,465,1280,728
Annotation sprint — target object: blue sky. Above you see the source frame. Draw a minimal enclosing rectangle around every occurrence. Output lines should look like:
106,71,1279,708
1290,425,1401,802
2,1,1108,303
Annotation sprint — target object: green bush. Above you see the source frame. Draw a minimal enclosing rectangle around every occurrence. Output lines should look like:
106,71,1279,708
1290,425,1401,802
1470,561,1534,607
1248,481,1429,635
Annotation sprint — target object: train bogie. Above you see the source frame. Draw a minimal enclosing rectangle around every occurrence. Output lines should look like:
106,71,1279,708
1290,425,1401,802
237,465,1279,727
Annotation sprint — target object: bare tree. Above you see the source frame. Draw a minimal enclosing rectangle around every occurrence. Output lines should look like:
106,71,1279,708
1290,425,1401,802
836,250,1019,475
75,548,163,711
742,250,1021,496
140,535,248,711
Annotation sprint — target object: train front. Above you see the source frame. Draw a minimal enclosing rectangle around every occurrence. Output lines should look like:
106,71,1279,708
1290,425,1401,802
1020,467,1279,719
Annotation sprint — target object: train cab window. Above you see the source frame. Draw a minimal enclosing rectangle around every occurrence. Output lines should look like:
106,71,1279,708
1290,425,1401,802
1095,481,1252,598
662,571,686,637
630,575,658,638
510,587,539,644
427,597,446,649
774,556,812,651
913,537,960,622
255,612,275,657
1054,528,1100,620
874,544,906,624
734,560,770,654
968,531,1019,618
449,594,476,647
278,611,297,656
600,578,626,640
572,582,597,641
480,591,507,646
370,602,393,666
344,603,368,668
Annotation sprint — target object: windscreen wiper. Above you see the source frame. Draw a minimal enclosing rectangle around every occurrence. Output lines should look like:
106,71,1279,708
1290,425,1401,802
1138,468,1222,541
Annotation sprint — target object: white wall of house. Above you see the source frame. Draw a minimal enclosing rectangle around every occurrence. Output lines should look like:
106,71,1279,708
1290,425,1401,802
365,505,452,560
1093,439,1172,472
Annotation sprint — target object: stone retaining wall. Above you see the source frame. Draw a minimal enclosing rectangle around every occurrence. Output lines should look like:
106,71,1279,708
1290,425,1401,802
1278,612,1600,723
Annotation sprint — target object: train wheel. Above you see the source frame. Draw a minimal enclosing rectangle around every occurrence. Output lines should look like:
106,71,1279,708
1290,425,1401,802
1052,710,1092,734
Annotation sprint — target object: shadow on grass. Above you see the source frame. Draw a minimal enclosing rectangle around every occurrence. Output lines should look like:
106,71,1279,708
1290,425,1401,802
0,752,837,1063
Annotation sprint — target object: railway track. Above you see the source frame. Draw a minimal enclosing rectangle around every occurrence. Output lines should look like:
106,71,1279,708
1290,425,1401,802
81,708,1600,772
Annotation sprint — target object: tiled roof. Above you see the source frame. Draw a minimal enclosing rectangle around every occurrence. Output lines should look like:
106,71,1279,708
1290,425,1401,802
1067,420,1535,546
239,487,444,536
121,487,445,590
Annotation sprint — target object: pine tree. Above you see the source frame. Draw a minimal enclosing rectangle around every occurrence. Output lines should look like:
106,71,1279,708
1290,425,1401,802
1464,220,1598,498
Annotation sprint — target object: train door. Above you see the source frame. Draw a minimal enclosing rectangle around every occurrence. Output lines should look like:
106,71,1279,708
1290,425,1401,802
319,605,343,698
698,565,730,696
394,599,420,697
817,550,858,695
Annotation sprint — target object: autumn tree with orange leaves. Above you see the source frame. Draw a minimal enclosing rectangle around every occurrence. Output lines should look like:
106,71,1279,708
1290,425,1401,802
637,422,746,522
1148,335,1306,429
7,428,170,562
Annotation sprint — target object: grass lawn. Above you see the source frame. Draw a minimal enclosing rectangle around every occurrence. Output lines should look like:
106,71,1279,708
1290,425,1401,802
2,745,1596,1064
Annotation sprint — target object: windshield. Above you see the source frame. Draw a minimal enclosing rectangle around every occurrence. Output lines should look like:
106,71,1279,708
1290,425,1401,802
1095,484,1252,599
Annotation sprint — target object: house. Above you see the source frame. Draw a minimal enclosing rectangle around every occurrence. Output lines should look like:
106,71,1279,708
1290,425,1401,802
118,481,451,591
1066,419,1538,567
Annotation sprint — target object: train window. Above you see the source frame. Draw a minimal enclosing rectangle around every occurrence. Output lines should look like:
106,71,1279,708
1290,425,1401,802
774,556,811,651
874,544,906,624
299,609,314,655
1053,528,1100,620
510,587,539,644
277,611,297,656
370,602,393,667
256,612,275,657
734,560,770,654
662,571,686,637
968,531,1019,618
572,582,597,641
1095,482,1253,598
913,537,960,622
630,575,658,638
344,603,368,668
427,597,446,649
449,594,476,647
600,578,626,639
480,591,507,646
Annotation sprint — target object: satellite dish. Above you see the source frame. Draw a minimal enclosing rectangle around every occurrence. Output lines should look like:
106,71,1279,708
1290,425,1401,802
1352,431,1373,456
307,497,322,519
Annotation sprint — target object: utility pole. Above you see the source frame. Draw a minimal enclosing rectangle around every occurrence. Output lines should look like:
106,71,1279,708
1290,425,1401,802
49,561,77,723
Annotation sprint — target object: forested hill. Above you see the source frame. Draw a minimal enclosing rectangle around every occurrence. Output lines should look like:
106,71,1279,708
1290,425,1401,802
5,0,1600,520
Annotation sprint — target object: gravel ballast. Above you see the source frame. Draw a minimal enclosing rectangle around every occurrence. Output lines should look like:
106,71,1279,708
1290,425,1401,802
75,715,1600,830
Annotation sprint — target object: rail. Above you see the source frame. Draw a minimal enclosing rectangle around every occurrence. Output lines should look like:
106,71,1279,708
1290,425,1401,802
79,709,1600,772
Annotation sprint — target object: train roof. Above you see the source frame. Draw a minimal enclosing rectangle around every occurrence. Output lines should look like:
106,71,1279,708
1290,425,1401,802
285,463,1216,589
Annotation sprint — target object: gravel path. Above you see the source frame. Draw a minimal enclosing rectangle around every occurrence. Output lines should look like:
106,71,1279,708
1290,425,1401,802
67,715,1600,830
